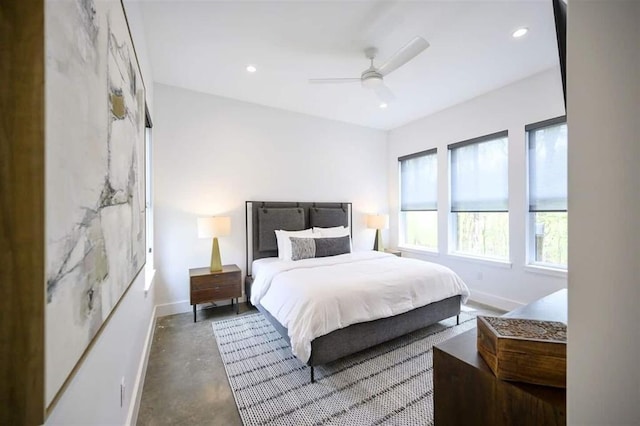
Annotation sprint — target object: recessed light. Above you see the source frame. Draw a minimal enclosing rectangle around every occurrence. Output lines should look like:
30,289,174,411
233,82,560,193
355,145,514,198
246,65,257,73
379,103,388,109
512,27,528,38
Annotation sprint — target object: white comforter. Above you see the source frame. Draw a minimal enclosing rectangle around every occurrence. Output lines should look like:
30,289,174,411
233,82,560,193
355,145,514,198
251,251,470,363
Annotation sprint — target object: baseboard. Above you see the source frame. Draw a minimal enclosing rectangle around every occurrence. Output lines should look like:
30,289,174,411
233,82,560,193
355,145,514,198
155,300,190,317
125,305,157,426
467,290,525,312
155,298,238,318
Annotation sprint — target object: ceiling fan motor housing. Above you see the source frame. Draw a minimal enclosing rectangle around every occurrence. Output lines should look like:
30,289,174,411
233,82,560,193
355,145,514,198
361,69,383,88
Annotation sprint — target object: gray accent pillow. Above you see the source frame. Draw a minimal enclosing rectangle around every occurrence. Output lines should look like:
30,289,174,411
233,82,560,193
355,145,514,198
315,235,351,257
290,235,351,261
289,237,316,261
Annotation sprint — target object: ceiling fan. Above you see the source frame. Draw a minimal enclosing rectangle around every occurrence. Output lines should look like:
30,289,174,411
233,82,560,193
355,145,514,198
309,36,430,104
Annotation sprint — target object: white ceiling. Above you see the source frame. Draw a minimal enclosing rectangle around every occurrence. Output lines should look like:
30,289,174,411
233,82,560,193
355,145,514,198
140,1,560,130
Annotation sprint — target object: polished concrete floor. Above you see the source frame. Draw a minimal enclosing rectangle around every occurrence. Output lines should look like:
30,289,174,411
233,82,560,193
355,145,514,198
137,303,252,426
136,301,503,426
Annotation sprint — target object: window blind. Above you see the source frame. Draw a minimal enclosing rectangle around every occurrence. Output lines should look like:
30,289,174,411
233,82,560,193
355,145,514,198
449,132,508,212
528,118,567,212
399,149,437,211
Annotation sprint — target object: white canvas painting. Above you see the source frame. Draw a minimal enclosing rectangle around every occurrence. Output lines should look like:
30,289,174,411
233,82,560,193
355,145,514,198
45,0,145,406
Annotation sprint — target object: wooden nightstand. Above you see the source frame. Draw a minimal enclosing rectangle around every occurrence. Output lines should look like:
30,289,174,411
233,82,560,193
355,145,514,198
189,264,241,322
384,248,402,257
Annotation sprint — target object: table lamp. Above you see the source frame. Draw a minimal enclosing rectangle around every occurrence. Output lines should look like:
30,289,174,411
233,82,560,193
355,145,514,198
197,216,231,272
367,214,388,252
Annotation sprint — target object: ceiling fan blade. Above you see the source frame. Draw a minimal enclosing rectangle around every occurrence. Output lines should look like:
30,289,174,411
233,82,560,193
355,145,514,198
374,84,396,103
378,36,430,76
309,78,361,84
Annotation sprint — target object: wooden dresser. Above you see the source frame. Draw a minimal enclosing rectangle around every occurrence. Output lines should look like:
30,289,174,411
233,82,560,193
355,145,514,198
433,290,567,426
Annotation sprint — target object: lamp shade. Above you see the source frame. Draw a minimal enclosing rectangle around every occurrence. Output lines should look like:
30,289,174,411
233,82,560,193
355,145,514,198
366,214,388,230
197,216,231,238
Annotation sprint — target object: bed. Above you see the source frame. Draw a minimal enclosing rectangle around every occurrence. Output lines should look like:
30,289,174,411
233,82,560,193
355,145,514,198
244,201,470,382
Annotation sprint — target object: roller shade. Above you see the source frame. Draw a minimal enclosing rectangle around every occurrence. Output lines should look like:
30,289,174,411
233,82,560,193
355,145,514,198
449,132,508,212
528,118,567,212
399,149,437,211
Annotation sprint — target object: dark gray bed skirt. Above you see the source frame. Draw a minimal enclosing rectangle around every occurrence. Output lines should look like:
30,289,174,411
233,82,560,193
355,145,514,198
257,295,462,367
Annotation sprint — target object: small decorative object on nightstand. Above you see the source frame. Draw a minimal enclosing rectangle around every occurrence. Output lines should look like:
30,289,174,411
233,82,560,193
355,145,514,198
367,213,389,251
384,248,402,257
189,264,241,322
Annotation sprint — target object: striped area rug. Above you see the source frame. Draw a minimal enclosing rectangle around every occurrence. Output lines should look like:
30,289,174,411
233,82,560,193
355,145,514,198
211,311,476,426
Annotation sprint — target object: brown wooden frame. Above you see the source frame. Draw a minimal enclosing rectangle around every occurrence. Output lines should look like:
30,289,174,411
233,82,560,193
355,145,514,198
0,0,46,424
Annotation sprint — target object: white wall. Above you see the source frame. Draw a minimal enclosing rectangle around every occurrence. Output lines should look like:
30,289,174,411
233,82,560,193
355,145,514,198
46,2,156,424
46,271,155,425
387,69,566,310
153,83,388,312
567,2,640,423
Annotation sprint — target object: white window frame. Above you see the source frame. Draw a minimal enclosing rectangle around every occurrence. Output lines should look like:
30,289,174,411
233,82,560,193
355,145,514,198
144,107,155,292
398,148,439,252
448,131,510,262
526,116,568,270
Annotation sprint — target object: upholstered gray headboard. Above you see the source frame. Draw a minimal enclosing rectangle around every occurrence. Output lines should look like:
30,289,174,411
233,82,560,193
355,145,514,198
245,201,352,274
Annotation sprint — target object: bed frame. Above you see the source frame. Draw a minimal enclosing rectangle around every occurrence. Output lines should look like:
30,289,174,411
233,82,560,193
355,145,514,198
245,201,461,382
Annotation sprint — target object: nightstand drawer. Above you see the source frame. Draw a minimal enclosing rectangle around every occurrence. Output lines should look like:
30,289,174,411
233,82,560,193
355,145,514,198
191,271,240,291
191,286,240,304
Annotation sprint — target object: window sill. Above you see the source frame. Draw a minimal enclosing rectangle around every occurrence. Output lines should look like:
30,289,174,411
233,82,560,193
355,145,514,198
524,264,567,278
144,263,156,295
398,245,439,257
447,252,512,269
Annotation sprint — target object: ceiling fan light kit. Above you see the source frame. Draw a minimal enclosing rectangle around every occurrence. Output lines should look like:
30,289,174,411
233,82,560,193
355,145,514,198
309,36,429,105
361,73,383,89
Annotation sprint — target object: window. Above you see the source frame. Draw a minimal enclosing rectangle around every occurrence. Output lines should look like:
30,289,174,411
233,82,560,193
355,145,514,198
145,125,153,264
449,131,509,260
527,117,567,268
144,106,154,286
399,149,438,250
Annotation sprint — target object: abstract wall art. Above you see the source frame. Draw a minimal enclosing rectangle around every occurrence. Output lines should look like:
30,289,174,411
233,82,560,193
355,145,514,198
45,0,145,406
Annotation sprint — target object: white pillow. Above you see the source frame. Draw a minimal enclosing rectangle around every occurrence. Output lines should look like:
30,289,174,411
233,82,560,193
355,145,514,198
313,226,350,237
275,229,314,260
